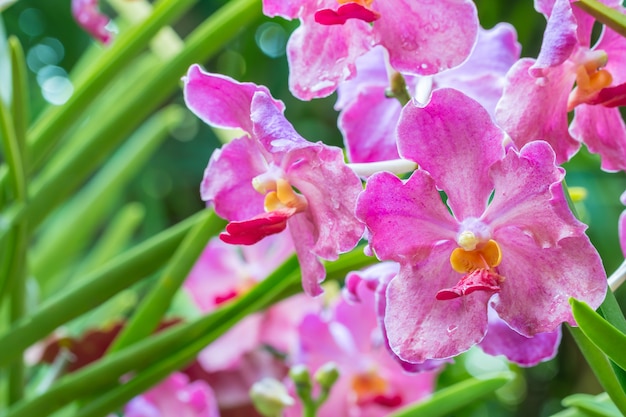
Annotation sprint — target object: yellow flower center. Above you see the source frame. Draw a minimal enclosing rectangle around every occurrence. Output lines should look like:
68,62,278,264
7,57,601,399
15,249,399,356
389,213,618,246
252,177,307,214
567,50,613,111
351,370,388,401
449,239,502,273
338,0,374,7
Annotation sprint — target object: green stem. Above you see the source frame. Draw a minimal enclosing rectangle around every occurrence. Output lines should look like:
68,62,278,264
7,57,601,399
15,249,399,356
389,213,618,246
108,210,224,352
0,210,215,369
573,0,626,38
6,36,29,406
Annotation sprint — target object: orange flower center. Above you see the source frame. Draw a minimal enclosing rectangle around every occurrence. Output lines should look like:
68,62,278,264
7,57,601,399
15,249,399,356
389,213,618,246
567,50,613,111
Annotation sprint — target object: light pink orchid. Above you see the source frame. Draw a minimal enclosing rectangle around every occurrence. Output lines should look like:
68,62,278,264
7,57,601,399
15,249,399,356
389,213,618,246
356,88,607,363
335,23,521,163
183,64,364,296
184,234,321,414
285,278,438,417
496,0,626,171
72,0,112,44
262,0,478,100
123,372,219,417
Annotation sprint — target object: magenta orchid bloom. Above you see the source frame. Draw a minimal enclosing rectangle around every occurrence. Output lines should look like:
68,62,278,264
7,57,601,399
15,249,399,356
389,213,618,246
336,23,521,163
496,0,626,171
357,88,607,363
124,372,219,417
183,64,364,296
71,0,112,44
285,280,437,417
262,0,478,100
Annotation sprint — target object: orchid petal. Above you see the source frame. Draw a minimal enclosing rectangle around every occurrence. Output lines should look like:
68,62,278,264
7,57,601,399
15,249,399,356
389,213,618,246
373,0,478,75
72,0,112,44
571,105,626,172
495,58,580,164
398,88,504,220
356,170,457,263
183,65,284,134
385,246,491,363
479,309,561,367
493,230,607,336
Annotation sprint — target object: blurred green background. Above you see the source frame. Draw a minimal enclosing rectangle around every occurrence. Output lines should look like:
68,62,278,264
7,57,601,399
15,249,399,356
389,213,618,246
1,0,626,416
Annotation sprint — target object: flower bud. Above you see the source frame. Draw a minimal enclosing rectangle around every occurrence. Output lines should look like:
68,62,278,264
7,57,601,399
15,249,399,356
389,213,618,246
314,362,340,391
250,378,295,417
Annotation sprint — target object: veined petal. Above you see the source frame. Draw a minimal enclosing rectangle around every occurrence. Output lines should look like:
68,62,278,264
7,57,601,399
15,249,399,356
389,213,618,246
385,247,491,363
286,16,372,100
373,0,478,75
398,89,504,220
493,229,607,336
479,308,561,367
262,0,307,18
483,141,584,247
530,0,578,77
183,65,284,134
339,85,401,163
286,145,364,258
571,105,626,172
200,136,267,221
596,19,626,86
495,59,580,164
335,46,389,111
289,214,327,296
356,170,457,263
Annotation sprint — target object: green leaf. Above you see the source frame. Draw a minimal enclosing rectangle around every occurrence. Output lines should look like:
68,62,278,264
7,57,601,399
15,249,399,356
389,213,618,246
573,0,626,38
387,372,515,417
562,393,621,417
571,299,626,373
0,210,214,369
107,210,225,352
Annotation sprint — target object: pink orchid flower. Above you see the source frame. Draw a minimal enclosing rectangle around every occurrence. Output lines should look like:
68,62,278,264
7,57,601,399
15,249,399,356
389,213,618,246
183,64,364,296
496,0,626,171
357,88,606,363
124,372,219,417
285,278,438,417
262,0,478,100
72,0,112,44
335,23,521,163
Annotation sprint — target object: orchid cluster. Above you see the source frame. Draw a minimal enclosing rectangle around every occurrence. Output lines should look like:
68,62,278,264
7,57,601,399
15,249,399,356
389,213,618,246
1,0,626,416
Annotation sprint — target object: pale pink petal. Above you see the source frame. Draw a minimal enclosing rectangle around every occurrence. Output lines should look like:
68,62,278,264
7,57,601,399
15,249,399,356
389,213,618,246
397,88,504,220
335,46,389,110
493,230,607,336
356,170,457,263
495,58,580,164
529,0,578,76
374,0,478,75
479,308,561,367
339,85,401,163
183,64,283,134
286,146,364,258
385,245,491,363
434,23,521,116
597,19,626,85
571,105,626,172
287,16,372,100
262,0,308,18
288,214,326,296
483,141,585,247
200,136,267,221
198,315,263,372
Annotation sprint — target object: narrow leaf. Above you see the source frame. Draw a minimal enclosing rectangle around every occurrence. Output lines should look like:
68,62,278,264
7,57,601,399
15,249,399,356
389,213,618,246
388,373,515,417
